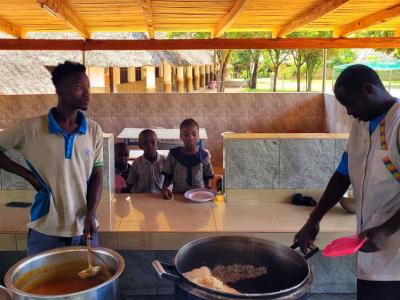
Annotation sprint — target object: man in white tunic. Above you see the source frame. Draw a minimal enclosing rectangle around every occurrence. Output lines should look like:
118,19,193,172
295,64,400,299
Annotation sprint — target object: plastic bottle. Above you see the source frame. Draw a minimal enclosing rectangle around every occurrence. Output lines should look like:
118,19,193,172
215,191,224,202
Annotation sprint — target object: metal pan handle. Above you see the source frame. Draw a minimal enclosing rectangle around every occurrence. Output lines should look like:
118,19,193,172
152,260,181,282
290,242,319,260
0,284,13,300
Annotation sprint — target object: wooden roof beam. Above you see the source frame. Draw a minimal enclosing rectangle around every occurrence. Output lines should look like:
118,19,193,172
140,0,155,39
275,0,350,38
213,0,252,38
334,3,400,37
0,19,23,38
1,37,400,50
37,0,90,39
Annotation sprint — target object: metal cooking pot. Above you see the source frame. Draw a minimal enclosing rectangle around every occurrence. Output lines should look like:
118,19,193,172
0,285,13,300
153,236,318,299
1,246,125,300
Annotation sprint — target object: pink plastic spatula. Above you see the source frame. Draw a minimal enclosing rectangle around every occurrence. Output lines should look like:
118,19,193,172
323,235,367,257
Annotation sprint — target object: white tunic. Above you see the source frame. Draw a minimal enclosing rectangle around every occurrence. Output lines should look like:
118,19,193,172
348,101,400,280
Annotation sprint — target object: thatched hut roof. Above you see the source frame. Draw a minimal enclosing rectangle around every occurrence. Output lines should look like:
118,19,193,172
0,32,212,94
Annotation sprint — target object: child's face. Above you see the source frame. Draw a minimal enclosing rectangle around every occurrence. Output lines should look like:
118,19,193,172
115,145,129,169
180,125,199,147
139,133,158,155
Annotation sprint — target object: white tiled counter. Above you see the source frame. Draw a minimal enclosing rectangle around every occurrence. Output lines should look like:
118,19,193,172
0,191,357,295
0,191,356,251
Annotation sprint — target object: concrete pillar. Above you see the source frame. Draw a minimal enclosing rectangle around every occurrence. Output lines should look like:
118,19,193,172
215,63,220,82
145,65,156,93
141,67,146,81
87,67,105,87
205,64,210,86
200,64,206,88
112,67,120,93
127,67,136,82
177,66,184,93
82,51,86,66
194,65,200,90
186,65,193,92
163,63,172,92
210,64,215,81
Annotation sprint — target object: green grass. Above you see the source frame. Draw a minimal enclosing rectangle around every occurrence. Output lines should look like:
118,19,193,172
237,78,400,94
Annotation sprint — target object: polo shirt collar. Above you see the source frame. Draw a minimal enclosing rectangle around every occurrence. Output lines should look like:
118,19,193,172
143,152,159,165
48,108,87,135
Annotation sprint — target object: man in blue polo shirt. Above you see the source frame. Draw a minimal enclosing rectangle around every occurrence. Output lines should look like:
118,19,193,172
0,61,103,255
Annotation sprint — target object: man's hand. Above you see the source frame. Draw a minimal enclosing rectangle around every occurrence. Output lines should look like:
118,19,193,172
294,221,320,254
83,213,97,239
359,224,393,253
161,187,174,199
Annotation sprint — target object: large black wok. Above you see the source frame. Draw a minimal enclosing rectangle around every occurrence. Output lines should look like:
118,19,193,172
153,236,318,299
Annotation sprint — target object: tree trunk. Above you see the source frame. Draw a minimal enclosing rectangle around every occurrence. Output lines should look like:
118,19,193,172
217,50,232,92
305,71,309,91
250,54,260,89
306,69,312,91
296,65,301,92
272,65,279,92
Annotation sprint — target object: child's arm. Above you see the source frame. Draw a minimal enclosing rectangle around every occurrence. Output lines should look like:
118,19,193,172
126,163,138,193
161,153,174,199
161,176,174,199
203,155,214,189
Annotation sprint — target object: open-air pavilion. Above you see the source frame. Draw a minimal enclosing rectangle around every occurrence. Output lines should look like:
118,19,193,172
1,2,400,299
1,0,400,48
1,1,400,93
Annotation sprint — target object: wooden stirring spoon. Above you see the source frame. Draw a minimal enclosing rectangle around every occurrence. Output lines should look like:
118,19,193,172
78,236,101,279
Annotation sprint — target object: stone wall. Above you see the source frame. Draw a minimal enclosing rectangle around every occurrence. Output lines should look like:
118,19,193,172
324,93,352,133
224,135,348,193
0,93,325,168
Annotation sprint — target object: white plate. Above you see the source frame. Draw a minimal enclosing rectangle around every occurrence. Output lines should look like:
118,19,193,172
184,188,217,203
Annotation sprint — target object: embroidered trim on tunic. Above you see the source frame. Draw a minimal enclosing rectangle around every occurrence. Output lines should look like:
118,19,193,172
380,119,400,182
379,119,388,150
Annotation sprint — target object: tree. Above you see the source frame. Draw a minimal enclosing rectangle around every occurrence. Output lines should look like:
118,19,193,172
304,49,322,91
327,48,357,68
294,31,329,91
227,32,270,89
290,49,307,91
249,50,262,89
287,33,308,92
355,30,395,55
214,49,233,92
267,49,290,91
247,33,271,89
230,50,252,79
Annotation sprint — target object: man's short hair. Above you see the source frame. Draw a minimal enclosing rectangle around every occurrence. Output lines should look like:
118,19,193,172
114,142,128,151
180,118,199,130
51,61,86,87
334,64,385,94
139,129,157,144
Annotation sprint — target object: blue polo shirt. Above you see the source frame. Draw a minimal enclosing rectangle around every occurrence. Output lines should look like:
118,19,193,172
0,108,103,237
336,113,386,175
